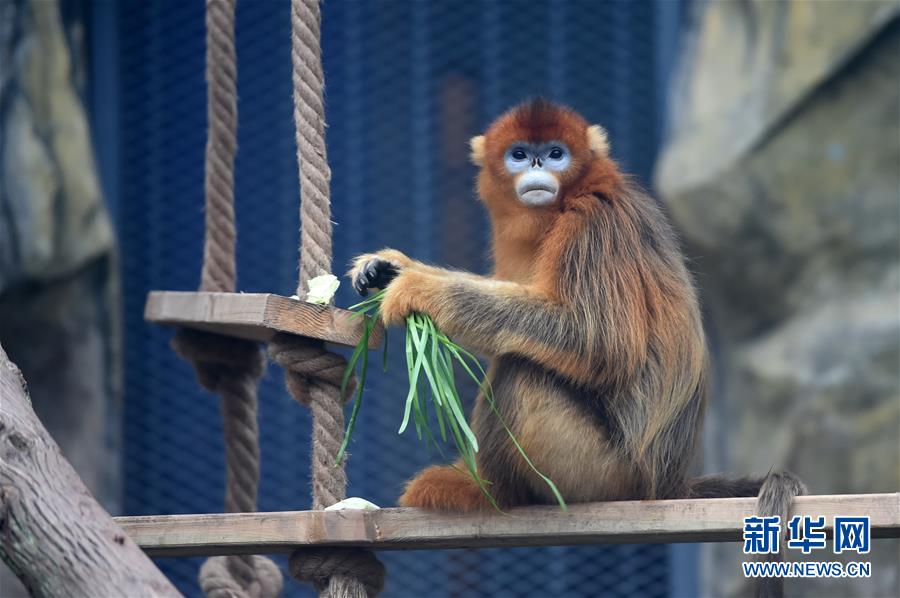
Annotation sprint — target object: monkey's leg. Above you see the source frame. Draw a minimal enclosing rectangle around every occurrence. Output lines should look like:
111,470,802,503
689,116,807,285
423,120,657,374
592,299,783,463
398,461,492,512
400,401,533,512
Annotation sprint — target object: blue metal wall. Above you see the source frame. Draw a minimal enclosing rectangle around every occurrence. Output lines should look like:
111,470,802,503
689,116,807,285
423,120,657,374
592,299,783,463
92,1,691,596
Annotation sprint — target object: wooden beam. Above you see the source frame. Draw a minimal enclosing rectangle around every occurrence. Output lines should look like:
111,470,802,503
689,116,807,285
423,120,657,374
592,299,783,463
116,493,899,557
144,291,382,348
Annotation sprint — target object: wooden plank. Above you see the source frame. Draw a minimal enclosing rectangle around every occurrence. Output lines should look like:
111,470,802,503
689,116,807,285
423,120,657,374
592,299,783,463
116,493,900,557
144,291,381,348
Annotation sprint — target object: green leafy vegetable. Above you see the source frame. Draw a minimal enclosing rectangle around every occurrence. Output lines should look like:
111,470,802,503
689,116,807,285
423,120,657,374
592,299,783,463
338,291,566,511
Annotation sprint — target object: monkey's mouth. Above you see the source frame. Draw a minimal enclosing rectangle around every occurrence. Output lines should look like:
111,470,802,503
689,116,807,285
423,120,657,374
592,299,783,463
518,183,558,205
516,171,560,206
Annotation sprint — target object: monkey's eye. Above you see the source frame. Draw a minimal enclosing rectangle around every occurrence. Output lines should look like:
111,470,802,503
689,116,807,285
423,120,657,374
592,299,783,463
548,147,565,160
511,148,528,161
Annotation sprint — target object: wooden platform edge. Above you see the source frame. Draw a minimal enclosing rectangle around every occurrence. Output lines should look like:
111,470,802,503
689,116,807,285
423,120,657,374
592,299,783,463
116,493,900,557
144,290,382,348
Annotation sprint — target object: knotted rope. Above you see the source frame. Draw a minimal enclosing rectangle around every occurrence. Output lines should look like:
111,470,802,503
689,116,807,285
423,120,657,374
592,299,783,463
199,555,283,598
172,330,284,598
268,336,386,598
269,335,351,509
289,548,385,598
174,1,283,596
171,331,267,516
267,1,386,596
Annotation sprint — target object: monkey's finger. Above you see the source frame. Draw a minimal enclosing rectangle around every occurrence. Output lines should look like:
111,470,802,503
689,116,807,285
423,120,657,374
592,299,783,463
353,270,370,296
367,259,399,289
352,258,400,296
364,260,380,284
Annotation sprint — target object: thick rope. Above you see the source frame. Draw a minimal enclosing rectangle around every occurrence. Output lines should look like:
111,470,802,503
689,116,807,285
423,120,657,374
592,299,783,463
289,549,385,598
292,0,332,293
172,331,265,515
175,1,283,596
269,335,351,509
285,1,385,595
268,335,385,598
173,331,283,598
200,0,239,294
200,556,283,598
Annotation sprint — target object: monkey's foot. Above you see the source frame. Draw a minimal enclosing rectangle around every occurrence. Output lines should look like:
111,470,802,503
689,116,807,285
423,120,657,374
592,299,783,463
398,464,491,512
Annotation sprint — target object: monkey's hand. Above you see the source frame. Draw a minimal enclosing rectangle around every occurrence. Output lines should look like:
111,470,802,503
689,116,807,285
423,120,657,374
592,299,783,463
378,268,440,327
348,249,413,296
349,249,478,328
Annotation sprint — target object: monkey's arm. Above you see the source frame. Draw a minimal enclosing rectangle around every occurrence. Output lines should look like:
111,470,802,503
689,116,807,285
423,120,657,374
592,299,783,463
366,260,593,384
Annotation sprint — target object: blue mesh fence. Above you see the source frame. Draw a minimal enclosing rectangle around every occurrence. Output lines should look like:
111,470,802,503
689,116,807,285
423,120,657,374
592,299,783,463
104,1,686,596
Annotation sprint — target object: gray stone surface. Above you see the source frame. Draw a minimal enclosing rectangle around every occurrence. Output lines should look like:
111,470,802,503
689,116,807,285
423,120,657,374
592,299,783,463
658,0,899,199
657,2,899,597
0,0,114,294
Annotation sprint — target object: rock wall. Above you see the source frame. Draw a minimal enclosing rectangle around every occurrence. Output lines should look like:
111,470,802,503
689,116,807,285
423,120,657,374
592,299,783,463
656,2,899,596
0,1,121,595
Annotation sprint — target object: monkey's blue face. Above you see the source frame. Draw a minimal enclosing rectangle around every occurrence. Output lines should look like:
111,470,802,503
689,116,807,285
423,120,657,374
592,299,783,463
504,142,571,206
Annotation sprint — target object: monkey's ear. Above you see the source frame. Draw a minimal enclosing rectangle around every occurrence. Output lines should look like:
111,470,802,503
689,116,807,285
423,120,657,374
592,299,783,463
587,125,610,156
469,135,486,166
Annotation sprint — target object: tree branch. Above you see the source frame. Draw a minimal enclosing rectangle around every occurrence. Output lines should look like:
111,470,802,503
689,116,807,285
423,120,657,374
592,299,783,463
0,343,181,597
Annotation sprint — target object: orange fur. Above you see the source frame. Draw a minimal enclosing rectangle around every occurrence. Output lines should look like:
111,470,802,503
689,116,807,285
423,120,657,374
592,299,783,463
398,463,491,512
350,99,708,510
349,103,802,597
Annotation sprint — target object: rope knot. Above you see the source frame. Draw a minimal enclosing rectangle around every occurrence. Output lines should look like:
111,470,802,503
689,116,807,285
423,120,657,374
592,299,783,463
268,333,354,406
200,555,284,598
172,329,279,596
289,547,385,597
172,329,265,392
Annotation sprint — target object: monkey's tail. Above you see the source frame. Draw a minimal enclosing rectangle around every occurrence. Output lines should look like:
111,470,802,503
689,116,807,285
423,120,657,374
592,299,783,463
688,471,807,598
